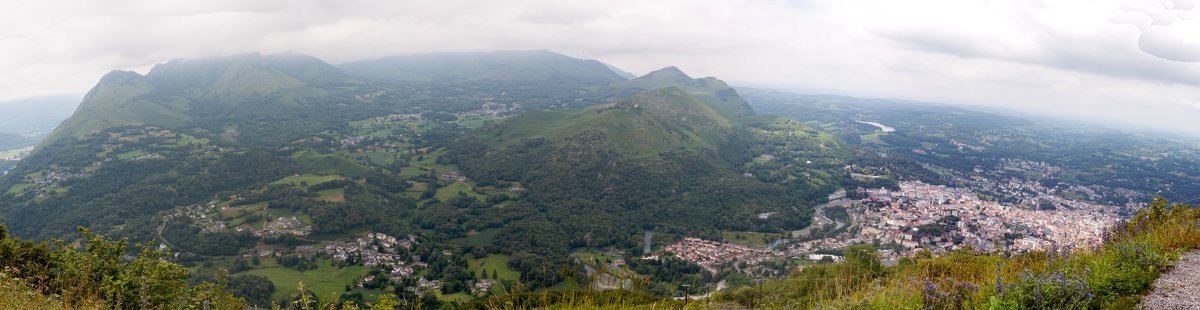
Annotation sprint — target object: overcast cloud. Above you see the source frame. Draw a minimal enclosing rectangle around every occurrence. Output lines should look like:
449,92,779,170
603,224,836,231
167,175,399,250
1,0,1198,134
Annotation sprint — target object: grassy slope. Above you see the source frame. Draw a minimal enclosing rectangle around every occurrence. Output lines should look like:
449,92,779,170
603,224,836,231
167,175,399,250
236,257,368,301
289,150,370,177
271,174,343,189
435,182,484,201
467,254,520,282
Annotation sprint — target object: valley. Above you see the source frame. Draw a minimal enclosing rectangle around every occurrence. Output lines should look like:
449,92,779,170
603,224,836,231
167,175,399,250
0,51,1196,308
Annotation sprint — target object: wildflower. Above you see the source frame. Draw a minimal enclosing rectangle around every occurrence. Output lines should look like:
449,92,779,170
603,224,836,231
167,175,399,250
1035,280,1043,305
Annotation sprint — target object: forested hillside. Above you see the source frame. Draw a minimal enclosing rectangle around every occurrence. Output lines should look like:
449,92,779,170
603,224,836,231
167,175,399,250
0,52,858,307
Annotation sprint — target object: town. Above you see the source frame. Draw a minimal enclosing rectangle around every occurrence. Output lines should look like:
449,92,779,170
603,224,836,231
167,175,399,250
665,180,1126,274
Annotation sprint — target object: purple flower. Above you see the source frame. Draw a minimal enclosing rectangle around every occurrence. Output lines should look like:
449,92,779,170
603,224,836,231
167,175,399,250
1035,280,1043,305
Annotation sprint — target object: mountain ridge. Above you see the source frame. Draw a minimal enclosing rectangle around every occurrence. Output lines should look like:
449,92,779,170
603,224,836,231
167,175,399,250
338,50,626,85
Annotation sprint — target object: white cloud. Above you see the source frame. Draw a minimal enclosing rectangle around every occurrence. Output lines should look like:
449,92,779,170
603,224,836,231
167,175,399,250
0,0,1198,134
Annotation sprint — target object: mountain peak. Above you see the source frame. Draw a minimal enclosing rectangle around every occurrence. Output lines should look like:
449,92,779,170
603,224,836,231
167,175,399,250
95,70,144,86
636,66,692,83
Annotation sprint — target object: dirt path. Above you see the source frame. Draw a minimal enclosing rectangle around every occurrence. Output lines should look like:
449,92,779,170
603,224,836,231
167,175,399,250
1140,251,1200,309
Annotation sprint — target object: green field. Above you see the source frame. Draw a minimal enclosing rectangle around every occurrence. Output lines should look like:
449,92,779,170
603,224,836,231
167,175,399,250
860,132,887,145
454,228,500,246
237,257,369,300
467,255,519,282
290,150,370,177
267,208,312,225
0,146,34,160
408,181,430,192
721,231,774,248
6,183,33,195
437,291,474,303
435,182,485,201
574,250,624,269
363,151,398,166
176,134,210,146
271,174,342,189
399,148,460,178
403,179,432,200
220,202,266,219
316,188,345,202
115,150,148,160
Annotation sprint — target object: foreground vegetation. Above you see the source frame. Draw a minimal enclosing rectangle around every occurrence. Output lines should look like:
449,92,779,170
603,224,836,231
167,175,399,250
0,225,245,308
0,225,412,309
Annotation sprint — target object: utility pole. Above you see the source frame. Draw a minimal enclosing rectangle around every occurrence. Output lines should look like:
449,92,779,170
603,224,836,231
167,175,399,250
682,283,690,306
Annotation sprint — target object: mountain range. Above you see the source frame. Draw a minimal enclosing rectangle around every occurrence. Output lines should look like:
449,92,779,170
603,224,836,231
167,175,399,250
0,51,839,261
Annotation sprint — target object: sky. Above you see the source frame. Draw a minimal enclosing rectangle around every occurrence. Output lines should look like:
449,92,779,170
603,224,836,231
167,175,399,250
1,0,1198,134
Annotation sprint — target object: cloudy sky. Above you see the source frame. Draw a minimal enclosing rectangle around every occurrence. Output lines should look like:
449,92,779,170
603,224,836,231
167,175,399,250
2,0,1198,134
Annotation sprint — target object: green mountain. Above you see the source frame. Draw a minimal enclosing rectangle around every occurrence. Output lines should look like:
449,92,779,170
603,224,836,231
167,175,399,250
0,53,382,239
606,66,755,118
477,87,735,158
450,75,848,250
47,53,350,144
0,52,851,303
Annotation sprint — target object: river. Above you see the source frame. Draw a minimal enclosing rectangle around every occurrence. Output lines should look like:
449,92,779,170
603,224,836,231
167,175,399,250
855,120,895,132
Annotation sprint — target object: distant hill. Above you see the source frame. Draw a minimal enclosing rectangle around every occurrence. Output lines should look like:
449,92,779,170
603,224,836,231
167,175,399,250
0,133,35,151
0,95,80,141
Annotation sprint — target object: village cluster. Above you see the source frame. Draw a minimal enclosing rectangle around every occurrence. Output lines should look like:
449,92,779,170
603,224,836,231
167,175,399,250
663,237,773,274
666,180,1125,273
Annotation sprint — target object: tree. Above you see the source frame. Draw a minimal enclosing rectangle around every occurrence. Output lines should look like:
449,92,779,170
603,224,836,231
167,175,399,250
371,294,398,310
844,244,882,276
227,274,275,307
419,291,441,309
231,257,250,273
